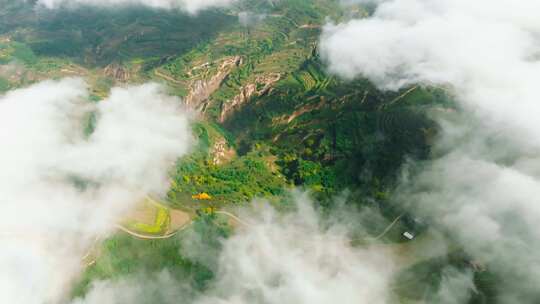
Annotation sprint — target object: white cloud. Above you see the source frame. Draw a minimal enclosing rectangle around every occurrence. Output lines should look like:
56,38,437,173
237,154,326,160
37,0,236,14
320,0,540,302
0,78,193,303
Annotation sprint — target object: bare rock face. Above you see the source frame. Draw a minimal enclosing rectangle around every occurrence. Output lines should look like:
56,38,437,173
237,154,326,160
184,56,241,110
104,63,130,82
219,73,281,122
210,137,236,165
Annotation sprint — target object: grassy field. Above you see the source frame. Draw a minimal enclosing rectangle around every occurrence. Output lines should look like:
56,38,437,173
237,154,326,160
123,200,172,236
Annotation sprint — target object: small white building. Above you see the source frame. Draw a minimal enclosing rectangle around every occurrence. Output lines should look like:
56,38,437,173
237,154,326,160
403,231,415,240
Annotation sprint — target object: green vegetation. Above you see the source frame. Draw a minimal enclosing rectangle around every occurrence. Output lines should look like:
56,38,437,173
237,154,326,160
169,149,286,205
0,41,37,65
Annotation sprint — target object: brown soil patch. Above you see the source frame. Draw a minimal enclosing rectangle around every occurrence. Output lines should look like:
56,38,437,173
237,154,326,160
168,209,192,232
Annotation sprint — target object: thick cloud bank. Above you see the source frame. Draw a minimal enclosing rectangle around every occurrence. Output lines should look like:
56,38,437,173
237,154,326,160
0,79,193,303
37,0,235,14
321,0,540,302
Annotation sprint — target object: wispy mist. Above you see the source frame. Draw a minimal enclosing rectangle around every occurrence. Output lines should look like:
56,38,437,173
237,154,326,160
238,11,266,27
75,193,399,304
